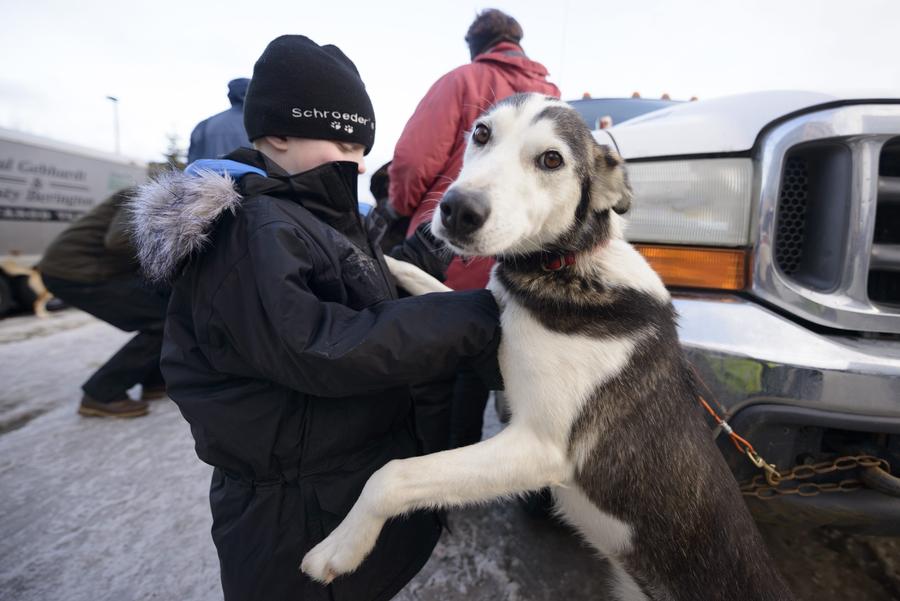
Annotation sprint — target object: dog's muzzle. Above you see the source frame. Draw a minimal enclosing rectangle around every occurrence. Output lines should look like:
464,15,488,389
439,188,490,240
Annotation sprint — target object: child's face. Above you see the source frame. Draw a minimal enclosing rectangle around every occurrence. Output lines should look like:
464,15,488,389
263,137,366,176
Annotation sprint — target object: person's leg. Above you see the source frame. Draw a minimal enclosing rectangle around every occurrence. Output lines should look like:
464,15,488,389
81,329,163,401
139,363,167,400
449,368,490,448
42,275,168,413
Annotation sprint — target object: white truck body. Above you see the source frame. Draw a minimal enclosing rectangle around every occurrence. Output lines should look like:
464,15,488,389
0,128,147,266
604,89,900,159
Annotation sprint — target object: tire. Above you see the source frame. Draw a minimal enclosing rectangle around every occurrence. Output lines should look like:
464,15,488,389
10,274,38,307
0,273,17,317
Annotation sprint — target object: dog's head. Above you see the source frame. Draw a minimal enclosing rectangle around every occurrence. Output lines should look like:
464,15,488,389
431,93,631,257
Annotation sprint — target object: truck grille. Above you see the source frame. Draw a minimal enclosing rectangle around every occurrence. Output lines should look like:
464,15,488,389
774,142,850,292
774,158,808,276
870,138,900,306
754,104,900,334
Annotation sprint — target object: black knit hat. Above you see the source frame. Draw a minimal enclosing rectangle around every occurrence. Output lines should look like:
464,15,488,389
243,35,376,154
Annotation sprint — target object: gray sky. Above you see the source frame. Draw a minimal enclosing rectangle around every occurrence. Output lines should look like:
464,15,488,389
3,0,898,200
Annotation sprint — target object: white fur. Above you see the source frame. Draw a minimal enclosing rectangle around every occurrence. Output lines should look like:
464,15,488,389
430,96,587,257
595,235,669,302
301,258,649,593
493,286,642,445
383,256,451,295
552,485,633,557
129,169,241,282
301,94,660,598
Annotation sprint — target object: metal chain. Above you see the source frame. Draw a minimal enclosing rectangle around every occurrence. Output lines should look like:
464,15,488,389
739,455,891,499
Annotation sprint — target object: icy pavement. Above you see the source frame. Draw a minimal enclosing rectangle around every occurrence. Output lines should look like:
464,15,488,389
2,310,899,601
0,310,610,601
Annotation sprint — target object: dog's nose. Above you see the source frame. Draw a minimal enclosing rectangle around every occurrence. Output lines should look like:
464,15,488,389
439,189,490,238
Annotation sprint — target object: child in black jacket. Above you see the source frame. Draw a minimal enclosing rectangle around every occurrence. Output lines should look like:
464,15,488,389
130,35,500,601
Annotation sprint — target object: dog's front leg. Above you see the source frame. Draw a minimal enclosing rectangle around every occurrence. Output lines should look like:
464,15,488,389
300,426,568,583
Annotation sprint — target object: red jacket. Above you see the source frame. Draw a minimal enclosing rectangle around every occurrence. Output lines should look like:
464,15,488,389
389,43,560,289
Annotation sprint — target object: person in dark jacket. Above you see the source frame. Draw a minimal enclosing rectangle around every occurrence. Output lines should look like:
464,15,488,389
39,189,169,417
187,78,252,163
129,35,500,601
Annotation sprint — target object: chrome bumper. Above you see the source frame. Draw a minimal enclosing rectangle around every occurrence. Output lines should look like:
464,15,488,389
674,293,900,418
675,293,900,533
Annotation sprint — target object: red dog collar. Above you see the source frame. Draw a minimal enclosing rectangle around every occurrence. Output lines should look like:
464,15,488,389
541,252,577,272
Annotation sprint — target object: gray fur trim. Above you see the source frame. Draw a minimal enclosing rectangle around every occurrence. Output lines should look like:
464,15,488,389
128,169,242,282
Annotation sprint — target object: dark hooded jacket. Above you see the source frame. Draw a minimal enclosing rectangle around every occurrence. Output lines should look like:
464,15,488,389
187,78,252,163
129,148,500,601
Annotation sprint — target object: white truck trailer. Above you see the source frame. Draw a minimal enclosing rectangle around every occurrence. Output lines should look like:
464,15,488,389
0,128,146,315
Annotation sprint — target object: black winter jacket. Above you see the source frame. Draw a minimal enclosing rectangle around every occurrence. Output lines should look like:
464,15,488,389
129,149,500,601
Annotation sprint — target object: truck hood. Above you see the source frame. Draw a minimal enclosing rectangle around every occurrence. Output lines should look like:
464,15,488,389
604,90,900,160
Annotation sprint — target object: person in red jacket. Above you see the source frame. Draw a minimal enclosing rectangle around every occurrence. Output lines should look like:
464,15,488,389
388,9,560,451
389,8,561,291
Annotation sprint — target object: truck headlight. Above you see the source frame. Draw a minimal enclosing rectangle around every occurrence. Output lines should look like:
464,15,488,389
625,158,753,246
623,158,754,290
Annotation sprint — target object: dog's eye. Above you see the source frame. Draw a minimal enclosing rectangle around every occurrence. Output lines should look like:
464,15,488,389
540,151,564,170
472,124,491,146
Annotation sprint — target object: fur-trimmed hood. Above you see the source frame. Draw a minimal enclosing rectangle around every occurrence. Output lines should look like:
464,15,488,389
129,167,243,282
128,150,366,283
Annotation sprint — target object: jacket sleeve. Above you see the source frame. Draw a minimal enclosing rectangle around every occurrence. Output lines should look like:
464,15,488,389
104,191,137,254
388,70,467,220
187,122,204,165
211,221,500,398
104,205,134,254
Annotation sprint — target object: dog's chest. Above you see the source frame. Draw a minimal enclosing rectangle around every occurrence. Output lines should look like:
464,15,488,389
490,281,639,443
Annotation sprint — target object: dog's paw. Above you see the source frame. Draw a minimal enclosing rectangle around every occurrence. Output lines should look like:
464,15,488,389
300,513,385,584
300,543,340,584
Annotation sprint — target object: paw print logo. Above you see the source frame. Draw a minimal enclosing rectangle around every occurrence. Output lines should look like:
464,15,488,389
330,121,341,130
344,125,354,134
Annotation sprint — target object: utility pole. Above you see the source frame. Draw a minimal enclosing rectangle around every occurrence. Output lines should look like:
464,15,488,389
106,95,120,154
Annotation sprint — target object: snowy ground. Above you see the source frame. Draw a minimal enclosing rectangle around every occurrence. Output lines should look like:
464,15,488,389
1,310,899,601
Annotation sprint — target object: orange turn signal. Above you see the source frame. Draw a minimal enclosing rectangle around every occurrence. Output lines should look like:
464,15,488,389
634,245,748,291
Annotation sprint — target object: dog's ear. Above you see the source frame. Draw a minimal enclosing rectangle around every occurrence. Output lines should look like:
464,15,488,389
590,143,632,215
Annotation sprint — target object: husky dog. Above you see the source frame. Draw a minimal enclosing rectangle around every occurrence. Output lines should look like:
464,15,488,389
301,94,793,600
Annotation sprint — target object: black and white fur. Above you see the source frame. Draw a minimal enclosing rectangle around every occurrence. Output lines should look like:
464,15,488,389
301,94,792,600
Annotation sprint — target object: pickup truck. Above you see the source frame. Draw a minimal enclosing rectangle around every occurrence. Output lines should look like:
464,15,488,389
590,91,900,534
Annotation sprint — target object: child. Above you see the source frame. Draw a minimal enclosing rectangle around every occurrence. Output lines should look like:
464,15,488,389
130,36,500,601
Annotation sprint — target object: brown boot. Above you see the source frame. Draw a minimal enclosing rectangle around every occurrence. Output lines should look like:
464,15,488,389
140,384,168,401
78,395,149,418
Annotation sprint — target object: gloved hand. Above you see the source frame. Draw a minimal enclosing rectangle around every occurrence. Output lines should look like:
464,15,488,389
388,223,454,282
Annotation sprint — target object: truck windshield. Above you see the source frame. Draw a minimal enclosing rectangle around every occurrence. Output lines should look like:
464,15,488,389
567,98,680,129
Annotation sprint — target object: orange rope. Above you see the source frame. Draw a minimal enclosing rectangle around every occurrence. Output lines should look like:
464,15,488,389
697,391,781,485
698,395,756,455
